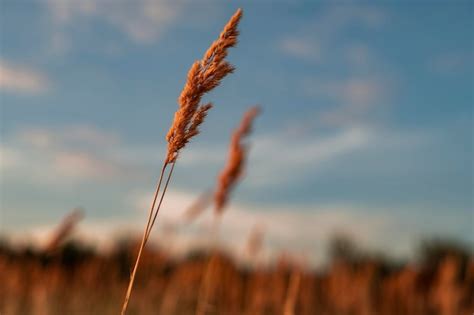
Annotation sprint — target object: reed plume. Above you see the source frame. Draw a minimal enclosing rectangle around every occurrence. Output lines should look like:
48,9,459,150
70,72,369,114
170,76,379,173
44,208,84,253
195,106,259,315
166,8,242,164
121,8,243,315
214,106,260,214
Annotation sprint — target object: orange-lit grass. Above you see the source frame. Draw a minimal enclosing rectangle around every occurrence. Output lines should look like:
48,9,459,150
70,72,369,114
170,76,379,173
120,8,243,315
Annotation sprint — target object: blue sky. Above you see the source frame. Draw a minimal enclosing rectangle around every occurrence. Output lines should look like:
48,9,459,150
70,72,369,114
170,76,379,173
0,1,472,262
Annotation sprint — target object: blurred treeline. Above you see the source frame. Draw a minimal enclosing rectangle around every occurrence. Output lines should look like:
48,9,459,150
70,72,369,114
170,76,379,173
0,237,472,315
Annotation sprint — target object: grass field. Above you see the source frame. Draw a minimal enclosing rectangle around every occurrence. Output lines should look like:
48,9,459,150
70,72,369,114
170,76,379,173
1,238,472,315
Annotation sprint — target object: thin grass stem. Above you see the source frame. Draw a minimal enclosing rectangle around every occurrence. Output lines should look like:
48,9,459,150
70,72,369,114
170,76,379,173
145,161,176,243
120,162,169,315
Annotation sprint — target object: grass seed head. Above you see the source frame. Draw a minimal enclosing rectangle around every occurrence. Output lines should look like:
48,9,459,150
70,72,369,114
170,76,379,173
214,105,260,214
166,9,243,164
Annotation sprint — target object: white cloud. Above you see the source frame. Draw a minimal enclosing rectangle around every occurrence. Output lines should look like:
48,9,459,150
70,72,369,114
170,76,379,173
129,189,196,219
178,147,223,166
53,151,119,179
303,76,390,127
17,125,119,149
279,6,386,61
47,0,182,46
279,38,321,61
305,77,386,106
117,187,396,264
3,118,419,194
167,123,427,191
246,126,372,186
141,126,373,187
6,182,466,266
9,186,415,266
122,124,375,188
2,123,456,266
277,6,392,127
2,125,126,183
0,145,21,171
0,60,50,94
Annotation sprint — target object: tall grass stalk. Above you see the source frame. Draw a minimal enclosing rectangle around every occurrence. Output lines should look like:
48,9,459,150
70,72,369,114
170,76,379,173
120,8,243,314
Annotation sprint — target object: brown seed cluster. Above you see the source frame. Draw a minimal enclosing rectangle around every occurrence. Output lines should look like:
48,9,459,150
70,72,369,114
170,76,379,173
214,106,260,214
165,8,243,164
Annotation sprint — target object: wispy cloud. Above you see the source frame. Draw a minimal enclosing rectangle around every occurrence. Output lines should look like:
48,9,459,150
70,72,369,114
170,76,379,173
0,60,50,94
17,125,120,150
279,37,322,61
247,126,372,186
277,5,392,127
53,151,120,180
304,76,390,126
279,6,386,62
124,187,399,264
161,126,374,187
8,182,467,265
47,0,182,49
0,146,20,171
13,186,435,265
305,77,387,106
2,122,465,264
2,125,126,183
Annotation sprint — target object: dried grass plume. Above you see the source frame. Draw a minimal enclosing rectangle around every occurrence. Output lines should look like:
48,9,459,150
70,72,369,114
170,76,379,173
214,106,260,214
45,208,84,253
166,8,243,164
121,9,243,315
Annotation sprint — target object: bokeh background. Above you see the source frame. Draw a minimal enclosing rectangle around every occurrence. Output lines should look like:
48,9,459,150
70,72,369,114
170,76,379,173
1,1,473,315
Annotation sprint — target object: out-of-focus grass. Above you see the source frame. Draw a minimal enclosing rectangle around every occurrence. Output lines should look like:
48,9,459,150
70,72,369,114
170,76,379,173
0,238,472,315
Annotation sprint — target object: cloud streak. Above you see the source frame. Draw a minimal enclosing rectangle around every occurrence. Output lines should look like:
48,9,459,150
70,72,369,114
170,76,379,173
279,6,386,62
47,0,182,47
2,125,127,184
110,188,400,264
247,126,372,187
2,121,467,266
0,60,50,94
8,186,439,266
304,76,390,127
